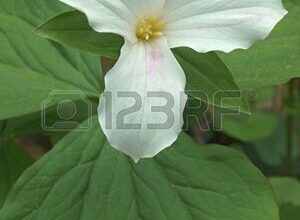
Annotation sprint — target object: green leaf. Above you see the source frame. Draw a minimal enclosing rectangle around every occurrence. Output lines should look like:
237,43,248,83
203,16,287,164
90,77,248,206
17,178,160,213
0,0,103,89
219,0,300,90
173,48,250,113
36,11,249,113
1,0,104,85
0,14,100,95
0,14,102,120
221,112,278,141
0,0,70,26
0,0,104,121
0,64,80,120
0,116,278,220
36,11,124,59
0,142,33,207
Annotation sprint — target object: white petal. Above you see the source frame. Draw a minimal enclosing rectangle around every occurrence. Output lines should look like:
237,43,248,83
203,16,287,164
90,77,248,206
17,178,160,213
98,37,187,162
59,0,165,42
163,0,288,53
59,0,136,42
123,0,165,19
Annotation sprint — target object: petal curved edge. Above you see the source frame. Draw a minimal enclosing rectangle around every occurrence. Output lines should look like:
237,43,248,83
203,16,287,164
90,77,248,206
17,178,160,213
98,37,187,162
59,0,137,42
163,0,288,53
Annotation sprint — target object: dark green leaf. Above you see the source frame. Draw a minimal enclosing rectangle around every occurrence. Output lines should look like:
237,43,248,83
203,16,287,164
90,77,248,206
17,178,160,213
0,14,101,95
0,0,103,89
0,14,102,120
36,11,124,59
0,0,70,26
173,48,250,113
0,64,79,120
0,117,278,220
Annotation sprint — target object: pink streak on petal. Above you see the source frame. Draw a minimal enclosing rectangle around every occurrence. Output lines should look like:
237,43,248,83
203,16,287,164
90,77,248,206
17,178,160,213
146,47,164,77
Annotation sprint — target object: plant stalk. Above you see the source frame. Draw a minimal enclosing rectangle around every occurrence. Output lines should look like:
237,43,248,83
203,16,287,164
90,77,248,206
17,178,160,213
285,79,295,174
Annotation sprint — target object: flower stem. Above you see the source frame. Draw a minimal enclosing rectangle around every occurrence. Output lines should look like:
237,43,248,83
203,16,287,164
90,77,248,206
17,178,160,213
285,79,295,175
101,57,117,74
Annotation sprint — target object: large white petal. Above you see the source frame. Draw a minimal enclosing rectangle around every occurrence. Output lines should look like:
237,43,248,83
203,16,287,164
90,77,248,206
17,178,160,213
123,0,165,19
98,37,187,162
162,0,288,53
59,0,165,42
59,0,136,42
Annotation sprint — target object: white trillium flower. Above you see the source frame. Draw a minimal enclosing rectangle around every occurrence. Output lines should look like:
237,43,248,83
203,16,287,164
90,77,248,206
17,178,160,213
60,0,287,162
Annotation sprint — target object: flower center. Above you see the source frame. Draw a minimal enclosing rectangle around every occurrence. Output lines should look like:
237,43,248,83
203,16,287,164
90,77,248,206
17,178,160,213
136,18,164,41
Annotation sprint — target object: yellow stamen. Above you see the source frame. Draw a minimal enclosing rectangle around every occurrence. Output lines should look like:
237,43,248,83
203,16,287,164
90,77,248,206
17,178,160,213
136,17,165,41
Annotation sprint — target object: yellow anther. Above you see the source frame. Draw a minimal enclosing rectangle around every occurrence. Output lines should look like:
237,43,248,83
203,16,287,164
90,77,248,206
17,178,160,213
136,17,164,41
153,22,165,29
145,34,150,40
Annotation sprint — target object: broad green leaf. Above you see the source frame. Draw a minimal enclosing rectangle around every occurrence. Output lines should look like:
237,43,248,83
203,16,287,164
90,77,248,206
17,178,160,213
221,112,278,141
254,87,276,102
0,14,100,96
36,11,250,113
0,0,70,26
219,0,300,90
0,142,33,207
0,14,102,120
173,48,250,113
0,116,278,220
36,11,124,59
0,0,103,87
0,64,80,120
0,0,104,121
0,0,103,89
